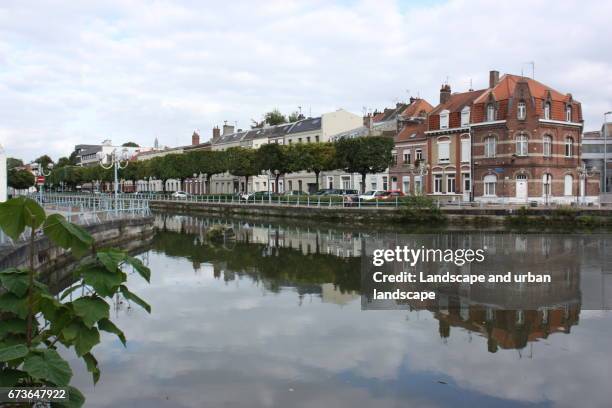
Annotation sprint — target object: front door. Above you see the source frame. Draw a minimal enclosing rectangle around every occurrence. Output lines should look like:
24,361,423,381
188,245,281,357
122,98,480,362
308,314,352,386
516,175,528,201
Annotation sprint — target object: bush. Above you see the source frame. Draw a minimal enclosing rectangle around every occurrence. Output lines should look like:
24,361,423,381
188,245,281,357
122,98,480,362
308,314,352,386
399,196,446,224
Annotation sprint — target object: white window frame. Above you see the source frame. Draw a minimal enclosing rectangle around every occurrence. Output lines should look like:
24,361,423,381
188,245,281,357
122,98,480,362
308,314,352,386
542,173,552,197
438,140,450,163
434,174,443,194
564,174,573,196
516,134,528,157
402,176,410,194
461,138,470,163
544,102,551,120
403,149,411,164
440,109,450,129
517,101,526,120
415,149,423,162
487,104,496,121
484,174,497,196
461,107,470,127
543,135,552,157
446,174,456,194
566,105,572,122
565,137,573,157
485,137,496,158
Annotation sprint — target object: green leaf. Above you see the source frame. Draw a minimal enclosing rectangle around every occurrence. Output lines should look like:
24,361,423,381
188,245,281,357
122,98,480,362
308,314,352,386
0,368,27,387
59,283,86,301
55,385,85,408
43,214,93,257
71,296,109,328
125,256,151,283
0,271,29,297
82,352,100,384
81,264,125,297
97,249,126,273
98,318,126,346
0,318,27,339
0,344,28,362
38,292,63,321
23,349,72,387
0,197,46,240
62,322,100,356
120,285,151,313
0,292,29,318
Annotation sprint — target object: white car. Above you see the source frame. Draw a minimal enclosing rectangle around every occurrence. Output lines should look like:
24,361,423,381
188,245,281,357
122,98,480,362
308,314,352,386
358,190,385,201
172,191,189,199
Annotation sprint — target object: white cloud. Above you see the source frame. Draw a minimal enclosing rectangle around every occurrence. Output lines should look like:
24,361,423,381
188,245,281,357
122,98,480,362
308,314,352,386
1,0,611,162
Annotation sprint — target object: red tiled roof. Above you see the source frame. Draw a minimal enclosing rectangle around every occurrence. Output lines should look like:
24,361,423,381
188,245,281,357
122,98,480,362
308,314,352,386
395,121,427,142
401,99,434,117
474,74,572,104
430,89,487,115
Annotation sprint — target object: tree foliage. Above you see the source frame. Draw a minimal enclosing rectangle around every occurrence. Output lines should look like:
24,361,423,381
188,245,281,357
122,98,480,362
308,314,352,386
226,147,260,192
256,144,291,192
7,157,24,170
7,169,35,190
0,197,151,407
334,136,394,192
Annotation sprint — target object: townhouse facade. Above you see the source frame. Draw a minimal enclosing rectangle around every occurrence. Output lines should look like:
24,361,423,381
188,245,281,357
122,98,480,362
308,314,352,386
582,123,612,193
470,71,599,204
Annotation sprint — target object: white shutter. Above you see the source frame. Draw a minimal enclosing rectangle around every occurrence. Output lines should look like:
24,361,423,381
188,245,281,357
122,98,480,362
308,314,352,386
438,142,450,162
461,139,470,162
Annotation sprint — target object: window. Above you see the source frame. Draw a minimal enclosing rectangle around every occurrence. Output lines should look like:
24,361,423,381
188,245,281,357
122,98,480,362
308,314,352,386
566,105,572,122
440,110,449,129
298,138,303,143
542,173,552,196
516,134,528,156
392,154,397,165
517,101,526,120
414,176,422,194
487,104,496,121
544,102,551,120
403,149,411,164
371,181,377,190
327,176,333,189
446,174,456,194
463,173,471,192
543,135,552,157
342,176,350,189
415,149,423,162
461,138,470,162
306,136,311,143
402,176,410,194
564,174,573,196
565,137,573,157
461,107,470,127
382,176,388,190
484,136,496,158
484,174,497,196
434,175,443,193
315,135,319,143
288,140,292,144
438,140,450,163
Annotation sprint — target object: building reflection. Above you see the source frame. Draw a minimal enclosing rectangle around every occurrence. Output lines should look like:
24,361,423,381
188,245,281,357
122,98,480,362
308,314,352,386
152,214,611,352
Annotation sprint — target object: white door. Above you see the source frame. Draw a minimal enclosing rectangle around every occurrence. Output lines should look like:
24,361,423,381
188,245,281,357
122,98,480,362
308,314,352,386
516,175,528,200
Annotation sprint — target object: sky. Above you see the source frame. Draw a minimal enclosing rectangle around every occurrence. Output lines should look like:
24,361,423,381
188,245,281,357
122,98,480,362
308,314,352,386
1,0,612,162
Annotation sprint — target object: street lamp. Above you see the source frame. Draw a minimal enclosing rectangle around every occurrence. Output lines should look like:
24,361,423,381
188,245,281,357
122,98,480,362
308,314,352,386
604,111,612,194
97,148,129,215
407,161,429,195
576,164,597,205
33,161,53,203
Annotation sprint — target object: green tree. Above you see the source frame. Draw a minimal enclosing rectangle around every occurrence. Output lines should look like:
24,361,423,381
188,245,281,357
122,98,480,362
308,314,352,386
287,111,303,122
226,147,260,193
333,136,394,193
256,144,290,193
288,143,335,191
7,169,35,190
0,197,151,407
34,155,54,169
264,109,287,126
57,157,72,167
188,150,227,194
7,157,24,170
122,142,139,147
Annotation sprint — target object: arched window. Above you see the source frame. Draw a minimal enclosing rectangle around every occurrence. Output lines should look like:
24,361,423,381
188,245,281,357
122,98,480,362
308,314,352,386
544,102,551,120
440,109,449,129
461,106,470,127
566,105,572,122
517,101,526,120
565,136,574,157
564,174,573,196
484,174,497,196
543,135,552,157
542,173,552,197
484,136,496,158
487,104,496,121
516,134,528,156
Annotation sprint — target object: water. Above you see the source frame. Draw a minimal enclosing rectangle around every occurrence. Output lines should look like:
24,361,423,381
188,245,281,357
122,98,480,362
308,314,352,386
65,214,612,408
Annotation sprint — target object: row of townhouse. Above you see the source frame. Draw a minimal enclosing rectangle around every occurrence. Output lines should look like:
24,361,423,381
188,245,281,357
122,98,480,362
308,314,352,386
390,70,601,204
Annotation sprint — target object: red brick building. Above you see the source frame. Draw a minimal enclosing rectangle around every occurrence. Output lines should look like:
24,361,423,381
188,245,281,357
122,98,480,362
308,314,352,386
470,71,599,204
425,85,486,201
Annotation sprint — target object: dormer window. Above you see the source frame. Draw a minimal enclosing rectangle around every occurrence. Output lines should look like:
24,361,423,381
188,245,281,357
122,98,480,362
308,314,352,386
487,104,496,121
517,101,526,120
461,106,470,127
566,105,572,122
440,110,449,129
544,102,551,120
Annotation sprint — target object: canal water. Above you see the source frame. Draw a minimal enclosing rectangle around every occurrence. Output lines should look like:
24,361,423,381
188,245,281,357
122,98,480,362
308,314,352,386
65,214,612,408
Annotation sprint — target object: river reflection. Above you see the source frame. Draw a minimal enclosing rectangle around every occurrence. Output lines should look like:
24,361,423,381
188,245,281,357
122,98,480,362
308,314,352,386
67,214,612,408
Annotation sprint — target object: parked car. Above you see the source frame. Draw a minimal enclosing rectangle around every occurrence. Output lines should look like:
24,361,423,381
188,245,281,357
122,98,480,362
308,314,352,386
172,191,189,199
380,190,405,199
246,191,278,201
283,190,305,196
358,190,386,201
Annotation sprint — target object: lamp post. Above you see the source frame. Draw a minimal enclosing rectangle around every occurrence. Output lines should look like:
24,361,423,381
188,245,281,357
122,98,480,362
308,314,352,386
576,164,597,205
407,161,429,195
34,161,53,203
97,148,129,215
604,111,611,194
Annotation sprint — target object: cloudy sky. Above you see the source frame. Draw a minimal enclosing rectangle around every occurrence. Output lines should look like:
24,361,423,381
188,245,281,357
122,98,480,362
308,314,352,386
1,0,612,162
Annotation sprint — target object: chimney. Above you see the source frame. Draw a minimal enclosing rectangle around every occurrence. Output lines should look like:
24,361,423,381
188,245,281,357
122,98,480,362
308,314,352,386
440,84,451,104
489,70,499,88
222,123,235,135
409,96,416,104
191,130,200,146
363,113,373,130
212,126,221,142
